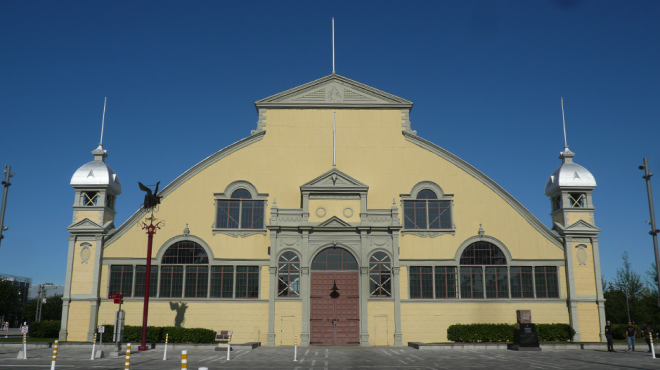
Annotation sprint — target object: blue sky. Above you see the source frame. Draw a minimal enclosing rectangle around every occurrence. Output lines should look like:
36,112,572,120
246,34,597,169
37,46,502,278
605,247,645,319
1,1,659,287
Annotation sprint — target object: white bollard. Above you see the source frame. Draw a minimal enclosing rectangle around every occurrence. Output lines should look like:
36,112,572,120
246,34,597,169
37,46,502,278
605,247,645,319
163,333,168,360
125,343,131,370
294,335,297,361
50,340,58,370
91,333,97,360
23,333,27,359
651,335,656,358
226,334,231,361
181,349,188,369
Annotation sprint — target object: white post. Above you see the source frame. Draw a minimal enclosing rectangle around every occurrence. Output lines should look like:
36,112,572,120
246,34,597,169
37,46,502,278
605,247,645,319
181,349,187,369
651,334,656,358
99,332,102,350
91,333,97,360
163,333,168,360
294,335,297,361
22,333,26,359
226,334,231,361
50,340,58,370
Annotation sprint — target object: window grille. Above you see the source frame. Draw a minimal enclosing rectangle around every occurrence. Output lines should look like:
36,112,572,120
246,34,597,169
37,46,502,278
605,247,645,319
460,266,484,299
210,266,234,298
485,266,508,298
216,189,264,229
134,266,158,298
162,241,208,264
185,266,209,298
409,266,433,299
568,193,585,208
278,252,300,297
510,267,534,298
403,189,452,230
369,252,392,297
109,265,133,296
235,266,259,298
159,266,183,298
459,242,507,265
311,247,358,271
82,191,99,206
435,266,457,299
535,266,559,298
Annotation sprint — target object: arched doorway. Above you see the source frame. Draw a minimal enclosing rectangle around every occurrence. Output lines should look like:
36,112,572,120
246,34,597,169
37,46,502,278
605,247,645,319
310,247,360,345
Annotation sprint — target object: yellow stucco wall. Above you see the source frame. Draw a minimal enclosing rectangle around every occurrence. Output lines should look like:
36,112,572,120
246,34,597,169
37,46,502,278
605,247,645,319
368,301,395,346
308,199,360,223
70,241,97,295
565,211,593,226
401,301,570,343
573,242,597,296
73,210,102,224
274,301,302,345
67,301,91,341
577,302,601,342
97,300,268,344
399,267,409,300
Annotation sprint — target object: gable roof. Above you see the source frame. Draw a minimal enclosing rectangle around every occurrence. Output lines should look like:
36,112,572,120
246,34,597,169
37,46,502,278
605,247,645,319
255,73,413,111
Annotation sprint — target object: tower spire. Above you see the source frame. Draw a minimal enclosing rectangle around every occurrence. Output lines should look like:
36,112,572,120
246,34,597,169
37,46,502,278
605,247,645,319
92,97,108,162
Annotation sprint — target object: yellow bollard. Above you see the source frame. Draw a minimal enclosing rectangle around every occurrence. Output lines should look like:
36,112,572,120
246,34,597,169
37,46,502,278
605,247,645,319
125,343,131,370
181,349,188,369
226,334,231,361
294,335,298,361
162,333,168,361
22,333,27,359
50,340,58,370
91,333,97,360
651,335,656,358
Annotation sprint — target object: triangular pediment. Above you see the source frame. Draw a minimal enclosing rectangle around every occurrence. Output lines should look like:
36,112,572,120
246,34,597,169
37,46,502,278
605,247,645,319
317,216,352,228
565,219,600,232
255,74,413,110
301,167,368,190
67,218,104,232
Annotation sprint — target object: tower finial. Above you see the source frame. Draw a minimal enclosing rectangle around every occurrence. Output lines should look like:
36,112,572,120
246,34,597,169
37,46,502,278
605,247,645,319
100,97,107,146
332,18,335,74
561,97,568,149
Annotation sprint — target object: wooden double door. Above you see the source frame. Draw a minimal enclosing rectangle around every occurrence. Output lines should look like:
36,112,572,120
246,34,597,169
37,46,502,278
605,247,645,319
310,272,360,345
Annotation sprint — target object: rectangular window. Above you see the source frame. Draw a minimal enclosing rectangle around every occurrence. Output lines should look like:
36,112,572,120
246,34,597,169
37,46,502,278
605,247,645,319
403,201,427,229
185,266,209,298
435,266,457,298
109,265,133,296
510,267,534,298
134,266,158,298
460,266,483,299
217,200,240,228
210,266,234,298
409,266,433,299
535,266,559,298
160,266,184,298
235,266,259,298
485,267,509,298
427,201,452,229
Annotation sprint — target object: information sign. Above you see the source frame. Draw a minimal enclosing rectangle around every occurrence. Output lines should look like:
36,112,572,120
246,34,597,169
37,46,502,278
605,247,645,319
99,326,105,333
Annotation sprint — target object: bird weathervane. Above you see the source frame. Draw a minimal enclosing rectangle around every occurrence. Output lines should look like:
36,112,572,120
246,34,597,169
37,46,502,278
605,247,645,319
138,181,163,213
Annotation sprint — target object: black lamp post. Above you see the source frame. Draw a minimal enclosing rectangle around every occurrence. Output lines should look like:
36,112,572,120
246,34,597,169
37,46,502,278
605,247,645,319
639,158,660,307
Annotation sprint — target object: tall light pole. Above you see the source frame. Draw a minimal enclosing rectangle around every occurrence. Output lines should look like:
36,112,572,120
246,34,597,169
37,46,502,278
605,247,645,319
0,165,15,249
639,158,660,307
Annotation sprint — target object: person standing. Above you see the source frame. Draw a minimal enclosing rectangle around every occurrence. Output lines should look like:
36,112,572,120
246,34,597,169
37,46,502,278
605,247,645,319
643,325,653,353
605,321,615,352
626,322,637,352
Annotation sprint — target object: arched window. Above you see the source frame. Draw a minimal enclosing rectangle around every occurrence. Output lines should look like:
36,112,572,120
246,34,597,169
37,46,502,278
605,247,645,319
216,187,265,230
311,247,358,270
403,189,452,230
160,241,209,298
278,252,300,297
459,242,507,299
369,252,391,297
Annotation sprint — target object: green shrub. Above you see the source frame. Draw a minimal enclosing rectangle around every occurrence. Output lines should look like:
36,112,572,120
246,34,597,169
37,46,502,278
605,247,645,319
447,323,575,343
611,324,643,340
29,321,60,338
94,324,215,343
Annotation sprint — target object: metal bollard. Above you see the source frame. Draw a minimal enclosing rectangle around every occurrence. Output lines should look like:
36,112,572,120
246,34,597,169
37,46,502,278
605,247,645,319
226,334,231,361
22,333,27,359
125,343,131,370
163,333,169,360
294,335,297,361
91,333,97,360
50,340,58,370
181,349,188,369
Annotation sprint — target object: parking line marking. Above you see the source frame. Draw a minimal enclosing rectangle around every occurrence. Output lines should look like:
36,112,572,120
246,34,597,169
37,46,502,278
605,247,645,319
398,359,407,365
312,359,316,366
305,349,309,356
411,354,423,360
390,349,399,355
382,349,392,356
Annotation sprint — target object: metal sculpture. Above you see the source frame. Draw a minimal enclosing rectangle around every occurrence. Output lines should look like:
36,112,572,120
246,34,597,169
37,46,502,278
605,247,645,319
138,181,162,211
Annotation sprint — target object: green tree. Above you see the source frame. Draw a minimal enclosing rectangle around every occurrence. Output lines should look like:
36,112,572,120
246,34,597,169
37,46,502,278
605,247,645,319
0,279,19,318
41,295,62,321
22,299,37,322
605,252,659,325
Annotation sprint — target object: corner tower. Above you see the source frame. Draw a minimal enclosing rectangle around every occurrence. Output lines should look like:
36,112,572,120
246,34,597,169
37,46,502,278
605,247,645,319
59,144,122,341
545,146,604,343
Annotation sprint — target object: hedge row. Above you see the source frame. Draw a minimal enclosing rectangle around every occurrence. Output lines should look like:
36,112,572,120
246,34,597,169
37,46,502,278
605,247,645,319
96,325,216,343
447,323,575,342
29,321,61,338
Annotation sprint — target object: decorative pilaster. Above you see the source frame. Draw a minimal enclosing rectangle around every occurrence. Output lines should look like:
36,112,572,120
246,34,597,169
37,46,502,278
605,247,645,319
301,230,311,346
359,266,370,346
592,237,607,342
564,237,581,342
267,266,277,346
392,266,403,346
59,235,76,341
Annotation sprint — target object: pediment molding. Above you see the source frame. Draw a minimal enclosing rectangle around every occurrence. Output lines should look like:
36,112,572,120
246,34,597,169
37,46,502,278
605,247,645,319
67,218,106,233
255,74,413,110
316,216,353,228
300,167,368,192
553,219,601,236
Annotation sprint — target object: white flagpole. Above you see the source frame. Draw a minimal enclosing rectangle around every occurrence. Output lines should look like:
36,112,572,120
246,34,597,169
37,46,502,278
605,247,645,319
100,97,107,145
332,18,335,74
561,97,567,148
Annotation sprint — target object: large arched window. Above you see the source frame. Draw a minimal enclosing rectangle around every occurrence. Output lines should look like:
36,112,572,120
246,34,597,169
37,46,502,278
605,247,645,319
160,241,209,298
459,241,507,299
403,188,452,230
369,252,391,297
311,247,358,270
278,252,300,297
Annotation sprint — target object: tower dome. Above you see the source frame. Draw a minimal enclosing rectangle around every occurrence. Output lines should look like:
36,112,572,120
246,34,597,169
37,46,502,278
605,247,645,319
544,147,596,196
70,144,122,194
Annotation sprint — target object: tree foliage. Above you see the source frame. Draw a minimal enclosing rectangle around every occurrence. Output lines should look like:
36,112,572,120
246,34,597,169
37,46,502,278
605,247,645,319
0,279,19,318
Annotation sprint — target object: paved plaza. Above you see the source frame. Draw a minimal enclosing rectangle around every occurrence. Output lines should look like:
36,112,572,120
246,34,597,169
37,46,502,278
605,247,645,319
0,345,659,369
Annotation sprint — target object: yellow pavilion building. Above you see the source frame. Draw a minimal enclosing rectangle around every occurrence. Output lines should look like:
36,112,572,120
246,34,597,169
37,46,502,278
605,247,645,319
59,73,604,346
